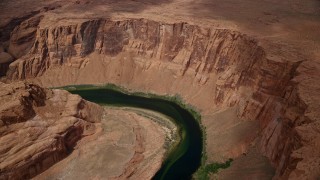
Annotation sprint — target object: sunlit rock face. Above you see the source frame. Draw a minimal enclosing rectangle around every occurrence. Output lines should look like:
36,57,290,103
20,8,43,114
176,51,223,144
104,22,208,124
1,1,320,179
0,82,103,179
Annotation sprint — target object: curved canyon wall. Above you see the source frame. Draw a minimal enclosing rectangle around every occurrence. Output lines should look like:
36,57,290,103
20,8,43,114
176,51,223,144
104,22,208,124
2,18,319,179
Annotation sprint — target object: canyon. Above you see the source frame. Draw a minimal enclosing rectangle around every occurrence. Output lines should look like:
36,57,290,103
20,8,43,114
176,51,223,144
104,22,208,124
0,82,103,179
1,0,320,179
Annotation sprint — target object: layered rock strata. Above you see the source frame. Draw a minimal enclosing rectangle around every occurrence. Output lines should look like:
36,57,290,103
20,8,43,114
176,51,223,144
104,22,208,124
0,82,103,179
2,18,319,179
0,1,64,77
34,107,172,180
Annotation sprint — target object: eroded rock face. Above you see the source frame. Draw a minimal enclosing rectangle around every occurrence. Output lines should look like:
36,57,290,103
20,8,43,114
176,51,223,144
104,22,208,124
0,52,14,77
6,19,264,81
0,82,103,179
2,18,320,179
8,14,43,59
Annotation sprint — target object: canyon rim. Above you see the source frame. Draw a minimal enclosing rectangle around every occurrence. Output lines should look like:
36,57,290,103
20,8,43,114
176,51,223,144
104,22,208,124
0,0,320,179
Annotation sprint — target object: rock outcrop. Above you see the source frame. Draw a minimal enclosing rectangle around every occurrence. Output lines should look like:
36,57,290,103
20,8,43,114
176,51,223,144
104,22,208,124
0,82,103,179
1,17,319,179
0,1,63,77
0,52,14,77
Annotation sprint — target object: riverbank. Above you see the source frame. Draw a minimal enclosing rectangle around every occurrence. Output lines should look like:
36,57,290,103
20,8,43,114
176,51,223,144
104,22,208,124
34,106,171,179
123,107,180,157
63,84,204,179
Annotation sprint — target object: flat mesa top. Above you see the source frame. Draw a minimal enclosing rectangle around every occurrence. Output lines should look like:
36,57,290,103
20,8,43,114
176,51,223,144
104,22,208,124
1,0,320,61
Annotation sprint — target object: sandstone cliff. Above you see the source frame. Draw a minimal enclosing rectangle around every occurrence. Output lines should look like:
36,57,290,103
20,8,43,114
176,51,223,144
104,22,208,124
1,17,319,179
0,82,103,179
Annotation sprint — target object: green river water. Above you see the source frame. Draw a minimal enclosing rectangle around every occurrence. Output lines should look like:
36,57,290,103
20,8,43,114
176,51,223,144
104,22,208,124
66,85,203,180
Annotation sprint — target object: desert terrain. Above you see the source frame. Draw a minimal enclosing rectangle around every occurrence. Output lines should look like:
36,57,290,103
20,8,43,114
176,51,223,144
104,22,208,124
35,107,176,179
0,0,320,179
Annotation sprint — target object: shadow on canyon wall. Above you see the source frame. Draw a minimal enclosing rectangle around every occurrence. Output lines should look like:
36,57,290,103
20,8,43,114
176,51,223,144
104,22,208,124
0,0,174,41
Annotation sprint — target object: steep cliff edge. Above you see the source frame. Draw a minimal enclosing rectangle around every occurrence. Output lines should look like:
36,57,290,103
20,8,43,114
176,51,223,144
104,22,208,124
0,82,103,179
2,18,320,179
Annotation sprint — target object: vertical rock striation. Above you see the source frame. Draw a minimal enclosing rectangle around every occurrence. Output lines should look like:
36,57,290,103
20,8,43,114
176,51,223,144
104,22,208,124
3,18,319,179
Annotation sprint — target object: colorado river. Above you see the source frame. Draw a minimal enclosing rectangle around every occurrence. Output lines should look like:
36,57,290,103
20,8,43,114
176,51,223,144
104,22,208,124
66,85,203,180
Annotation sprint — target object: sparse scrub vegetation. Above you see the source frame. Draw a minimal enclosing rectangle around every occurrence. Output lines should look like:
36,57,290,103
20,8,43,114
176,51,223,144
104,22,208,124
194,159,233,180
63,83,231,179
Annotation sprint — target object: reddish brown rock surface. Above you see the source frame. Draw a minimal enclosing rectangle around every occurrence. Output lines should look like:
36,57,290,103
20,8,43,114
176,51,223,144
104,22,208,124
34,107,172,180
0,82,103,179
0,0,320,179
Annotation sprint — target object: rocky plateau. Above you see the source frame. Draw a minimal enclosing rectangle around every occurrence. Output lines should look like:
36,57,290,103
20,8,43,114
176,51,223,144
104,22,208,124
0,82,103,179
0,0,320,179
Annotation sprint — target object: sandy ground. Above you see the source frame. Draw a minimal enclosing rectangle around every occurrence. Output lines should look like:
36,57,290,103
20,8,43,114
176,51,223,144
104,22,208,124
203,106,275,179
1,0,319,61
1,0,320,179
34,106,177,180
215,145,275,180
